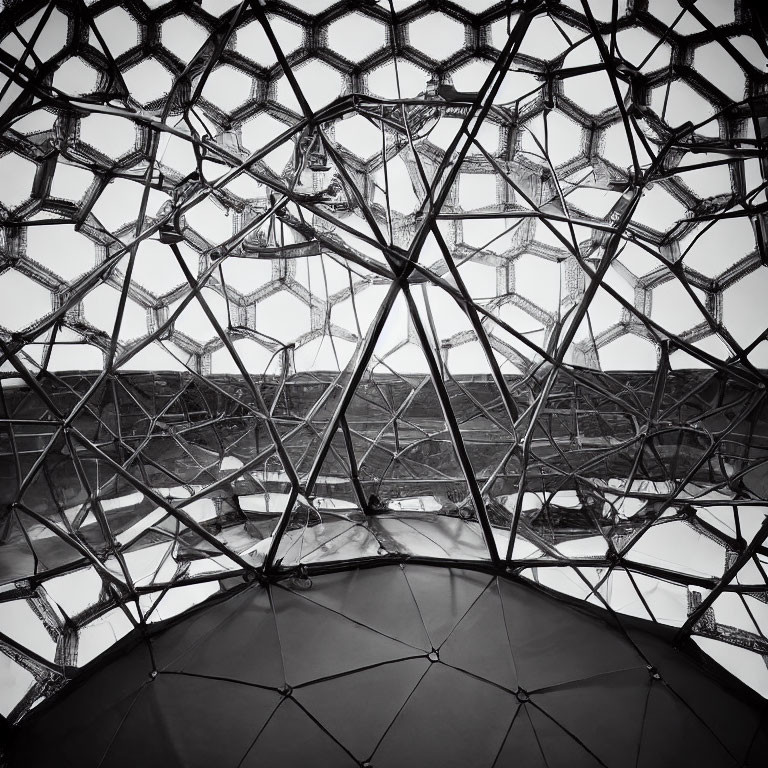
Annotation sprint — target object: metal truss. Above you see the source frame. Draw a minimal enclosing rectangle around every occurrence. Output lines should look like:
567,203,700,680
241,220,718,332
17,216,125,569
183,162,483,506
1,0,768,721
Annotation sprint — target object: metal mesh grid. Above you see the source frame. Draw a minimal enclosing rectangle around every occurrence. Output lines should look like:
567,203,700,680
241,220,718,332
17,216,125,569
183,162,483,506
1,0,768,722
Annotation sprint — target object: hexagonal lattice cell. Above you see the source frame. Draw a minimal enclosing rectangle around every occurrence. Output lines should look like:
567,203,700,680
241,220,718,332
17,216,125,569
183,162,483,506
631,185,687,234
49,161,94,202
201,65,254,113
455,260,498,299
293,255,349,299
241,111,296,165
676,152,733,199
681,217,756,279
370,60,430,100
488,14,520,50
494,299,546,342
220,256,273,295
333,114,382,158
649,81,720,137
8,6,68,63
517,15,583,60
256,290,311,345
129,240,200,297
161,14,209,64
79,114,137,157
651,279,709,336
408,11,466,62
82,283,147,342
512,253,562,313
25,224,95,281
183,197,233,245
0,153,36,209
275,58,343,114
11,108,57,135
601,119,655,169
0,270,50,330
419,284,471,340
158,134,198,177
3,0,768,732
52,57,99,96
614,26,672,72
121,58,174,107
586,268,635,335
326,12,385,64
237,15,303,67
172,288,229,345
299,332,357,369
563,69,625,115
373,155,420,215
616,242,660,277
92,179,167,233
648,0,731,34
90,7,139,58
331,283,392,339
520,111,584,167
458,172,498,210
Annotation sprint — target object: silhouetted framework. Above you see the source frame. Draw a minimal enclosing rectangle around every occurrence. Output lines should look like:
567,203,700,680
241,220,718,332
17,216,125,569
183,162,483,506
1,0,768,730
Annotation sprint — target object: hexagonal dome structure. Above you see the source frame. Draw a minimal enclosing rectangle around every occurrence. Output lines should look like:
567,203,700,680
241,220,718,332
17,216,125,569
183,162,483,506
1,0,768,764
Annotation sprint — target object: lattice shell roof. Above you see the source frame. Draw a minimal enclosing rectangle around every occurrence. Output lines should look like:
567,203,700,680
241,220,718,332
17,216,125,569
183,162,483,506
0,0,768,724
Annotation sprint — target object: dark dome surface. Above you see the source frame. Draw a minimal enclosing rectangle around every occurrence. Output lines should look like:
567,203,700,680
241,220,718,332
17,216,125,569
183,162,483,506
7,564,768,767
